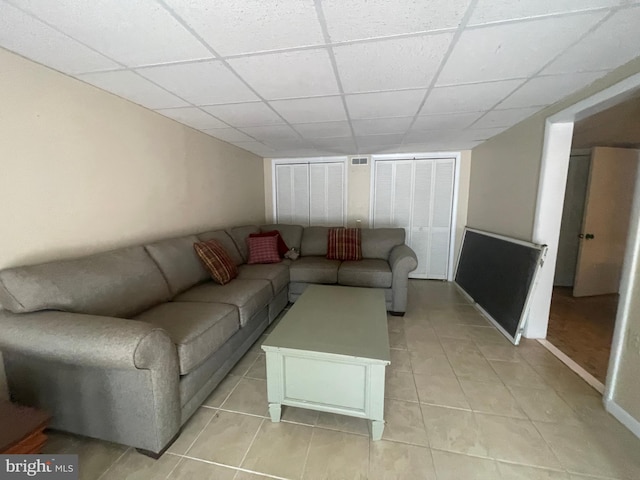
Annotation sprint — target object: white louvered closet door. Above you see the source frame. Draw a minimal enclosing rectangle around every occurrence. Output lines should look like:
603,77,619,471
309,163,345,226
275,164,310,226
373,158,455,279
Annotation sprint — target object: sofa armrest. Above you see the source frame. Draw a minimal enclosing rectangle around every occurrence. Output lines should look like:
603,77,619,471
0,309,181,454
388,244,418,313
0,309,174,370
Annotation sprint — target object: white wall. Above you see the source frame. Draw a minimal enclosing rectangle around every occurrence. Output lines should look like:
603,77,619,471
0,47,266,271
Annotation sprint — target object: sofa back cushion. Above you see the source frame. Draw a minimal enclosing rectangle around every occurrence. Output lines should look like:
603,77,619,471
197,230,244,266
300,226,331,256
145,235,210,297
227,225,260,262
361,228,406,260
0,246,171,317
260,224,304,251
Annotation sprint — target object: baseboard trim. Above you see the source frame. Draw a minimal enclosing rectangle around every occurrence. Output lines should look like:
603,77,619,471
604,398,640,440
537,339,604,394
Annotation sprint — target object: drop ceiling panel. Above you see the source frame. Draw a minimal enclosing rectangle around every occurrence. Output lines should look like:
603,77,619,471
137,61,258,105
14,0,212,67
78,71,188,109
263,138,312,150
543,6,640,75
156,107,228,129
228,49,340,100
203,128,256,143
472,107,543,129
352,117,413,135
310,137,357,153
345,90,427,119
162,0,324,57
412,112,484,131
437,12,607,85
239,125,300,142
469,0,620,26
231,141,276,157
357,134,405,148
203,102,284,127
0,2,118,74
292,121,352,138
403,129,458,144
421,80,525,114
269,96,347,124
322,0,471,42
498,72,605,109
334,33,453,93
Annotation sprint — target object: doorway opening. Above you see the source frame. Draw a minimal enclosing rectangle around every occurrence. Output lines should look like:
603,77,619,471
529,72,640,435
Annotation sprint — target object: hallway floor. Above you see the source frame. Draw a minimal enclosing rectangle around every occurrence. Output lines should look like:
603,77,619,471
547,287,618,384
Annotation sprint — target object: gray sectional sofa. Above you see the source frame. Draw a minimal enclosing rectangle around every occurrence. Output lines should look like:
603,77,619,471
0,224,417,455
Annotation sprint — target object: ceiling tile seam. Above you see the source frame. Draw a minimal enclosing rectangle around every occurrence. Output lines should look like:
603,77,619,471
312,0,358,151
465,6,616,30
155,0,308,144
468,9,619,129
3,0,129,70
434,76,530,89
399,0,482,146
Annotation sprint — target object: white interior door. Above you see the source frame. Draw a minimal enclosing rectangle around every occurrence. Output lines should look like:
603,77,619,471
275,164,310,226
573,147,639,296
275,160,345,227
373,158,455,279
309,162,345,226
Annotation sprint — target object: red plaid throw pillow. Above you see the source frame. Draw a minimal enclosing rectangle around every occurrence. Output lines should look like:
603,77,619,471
327,227,362,261
193,239,238,285
247,236,281,264
249,230,289,257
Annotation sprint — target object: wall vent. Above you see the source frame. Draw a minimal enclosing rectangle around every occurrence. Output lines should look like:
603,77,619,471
351,157,369,165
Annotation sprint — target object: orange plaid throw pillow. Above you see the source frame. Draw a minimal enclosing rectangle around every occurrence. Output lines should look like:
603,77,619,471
193,239,238,285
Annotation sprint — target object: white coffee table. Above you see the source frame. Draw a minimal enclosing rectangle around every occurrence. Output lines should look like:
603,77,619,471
261,285,390,440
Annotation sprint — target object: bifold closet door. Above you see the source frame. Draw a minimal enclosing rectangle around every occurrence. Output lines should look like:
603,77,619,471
373,158,455,279
309,163,345,226
275,164,310,225
275,162,346,227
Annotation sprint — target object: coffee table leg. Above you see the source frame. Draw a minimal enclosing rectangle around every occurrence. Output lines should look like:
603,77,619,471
269,403,282,422
371,420,384,441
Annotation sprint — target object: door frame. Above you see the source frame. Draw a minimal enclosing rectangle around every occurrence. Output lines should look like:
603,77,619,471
528,71,640,436
370,151,462,281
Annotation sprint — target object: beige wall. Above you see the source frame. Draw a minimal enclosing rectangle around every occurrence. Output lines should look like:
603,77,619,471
454,150,472,261
0,47,265,271
468,57,640,241
346,160,372,227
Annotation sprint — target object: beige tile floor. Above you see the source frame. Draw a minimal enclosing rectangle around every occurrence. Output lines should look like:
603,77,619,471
43,280,640,480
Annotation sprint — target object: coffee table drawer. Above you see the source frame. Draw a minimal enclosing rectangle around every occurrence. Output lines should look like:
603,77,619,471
282,356,366,411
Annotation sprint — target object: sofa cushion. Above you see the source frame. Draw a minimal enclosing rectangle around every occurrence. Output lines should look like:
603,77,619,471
250,230,288,257
174,279,271,327
338,259,392,288
361,228,406,260
194,240,238,285
134,302,239,375
247,236,281,264
289,256,340,284
261,224,303,251
227,225,260,262
145,235,210,296
197,230,244,266
327,227,362,261
300,226,331,256
237,264,289,294
0,246,171,317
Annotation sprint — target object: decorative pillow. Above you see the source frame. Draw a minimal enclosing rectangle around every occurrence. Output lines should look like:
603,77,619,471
250,230,289,257
327,227,362,261
247,236,281,264
193,239,238,285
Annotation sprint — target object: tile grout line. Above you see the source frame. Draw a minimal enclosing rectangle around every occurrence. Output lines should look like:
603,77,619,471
237,417,266,474
94,446,130,480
